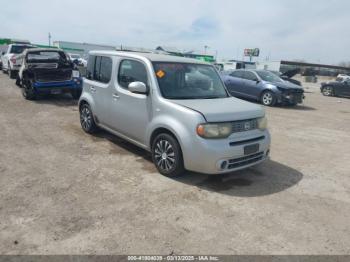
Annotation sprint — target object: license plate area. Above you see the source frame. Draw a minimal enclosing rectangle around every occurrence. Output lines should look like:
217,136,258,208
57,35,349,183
244,144,259,155
50,89,62,94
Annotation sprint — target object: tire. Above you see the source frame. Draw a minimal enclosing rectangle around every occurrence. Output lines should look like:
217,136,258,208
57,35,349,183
261,90,276,106
322,86,333,96
151,133,185,177
79,103,98,134
22,80,37,100
71,89,82,100
9,70,17,79
15,76,21,87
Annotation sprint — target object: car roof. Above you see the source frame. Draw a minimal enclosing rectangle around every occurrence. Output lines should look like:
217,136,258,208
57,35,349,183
27,48,63,52
89,50,209,65
10,44,33,47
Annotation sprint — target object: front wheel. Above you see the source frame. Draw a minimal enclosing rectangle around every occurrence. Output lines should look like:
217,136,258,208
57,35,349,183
261,90,276,106
79,103,98,134
152,133,185,177
322,86,333,96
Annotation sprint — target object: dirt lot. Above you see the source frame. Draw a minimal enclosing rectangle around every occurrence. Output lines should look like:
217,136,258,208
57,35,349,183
0,72,350,255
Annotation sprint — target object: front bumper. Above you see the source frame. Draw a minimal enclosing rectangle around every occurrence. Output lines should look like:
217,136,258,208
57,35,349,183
182,129,271,174
33,78,82,92
277,91,305,104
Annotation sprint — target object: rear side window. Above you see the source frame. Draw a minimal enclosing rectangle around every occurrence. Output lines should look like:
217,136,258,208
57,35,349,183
118,59,148,89
10,45,32,54
86,55,95,80
230,71,244,78
86,55,112,83
243,71,258,81
100,57,112,83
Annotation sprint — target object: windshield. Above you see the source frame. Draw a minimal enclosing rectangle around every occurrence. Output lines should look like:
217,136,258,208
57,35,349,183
27,51,67,62
256,70,284,83
153,62,228,99
10,45,33,54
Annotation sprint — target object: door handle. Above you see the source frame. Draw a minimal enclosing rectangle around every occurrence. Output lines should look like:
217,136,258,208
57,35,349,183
112,94,120,100
90,86,96,93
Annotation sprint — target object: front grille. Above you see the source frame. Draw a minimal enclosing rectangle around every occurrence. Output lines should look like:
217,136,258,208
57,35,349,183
286,89,304,94
227,152,264,169
232,119,258,133
35,70,72,82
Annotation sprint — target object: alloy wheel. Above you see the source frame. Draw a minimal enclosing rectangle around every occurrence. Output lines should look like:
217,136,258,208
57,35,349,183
154,139,176,171
262,92,273,105
80,106,92,131
323,87,332,96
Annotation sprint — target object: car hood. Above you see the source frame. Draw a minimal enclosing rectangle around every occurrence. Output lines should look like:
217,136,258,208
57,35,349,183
281,68,300,78
266,81,303,90
172,97,264,122
321,81,342,86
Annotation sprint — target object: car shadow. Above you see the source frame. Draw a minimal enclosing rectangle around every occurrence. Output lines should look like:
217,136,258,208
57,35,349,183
96,130,303,197
175,160,303,197
233,97,316,111
275,104,316,111
33,93,78,107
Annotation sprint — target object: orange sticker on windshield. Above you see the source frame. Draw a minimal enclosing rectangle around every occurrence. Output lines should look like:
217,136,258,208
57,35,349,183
156,70,165,78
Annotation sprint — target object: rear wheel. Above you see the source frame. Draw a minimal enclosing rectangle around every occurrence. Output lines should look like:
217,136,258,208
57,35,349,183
322,86,333,96
22,80,37,100
8,63,16,79
15,76,21,87
9,70,16,79
151,133,185,177
261,90,276,106
79,103,98,134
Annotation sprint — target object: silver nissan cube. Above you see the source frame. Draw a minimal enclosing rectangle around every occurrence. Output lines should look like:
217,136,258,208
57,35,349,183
79,51,271,177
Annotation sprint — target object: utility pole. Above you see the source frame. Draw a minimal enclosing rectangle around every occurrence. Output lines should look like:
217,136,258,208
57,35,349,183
204,45,209,55
48,32,51,47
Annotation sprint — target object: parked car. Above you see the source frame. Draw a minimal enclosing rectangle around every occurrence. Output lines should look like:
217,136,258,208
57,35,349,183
16,48,82,100
271,69,302,86
68,53,87,67
321,79,350,97
221,69,305,106
336,74,350,82
1,44,34,78
79,51,271,177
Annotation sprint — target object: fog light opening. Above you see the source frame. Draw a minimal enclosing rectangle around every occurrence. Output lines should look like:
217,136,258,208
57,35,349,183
220,161,228,170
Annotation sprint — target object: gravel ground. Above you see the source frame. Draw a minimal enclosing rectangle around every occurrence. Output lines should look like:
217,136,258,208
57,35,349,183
0,72,350,255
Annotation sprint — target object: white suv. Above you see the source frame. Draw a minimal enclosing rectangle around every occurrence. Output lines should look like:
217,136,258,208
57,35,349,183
1,44,34,78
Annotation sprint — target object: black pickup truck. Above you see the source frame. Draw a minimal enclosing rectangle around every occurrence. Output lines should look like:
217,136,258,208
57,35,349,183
16,48,82,100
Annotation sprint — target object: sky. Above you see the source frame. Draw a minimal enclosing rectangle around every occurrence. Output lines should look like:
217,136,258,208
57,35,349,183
1,0,350,65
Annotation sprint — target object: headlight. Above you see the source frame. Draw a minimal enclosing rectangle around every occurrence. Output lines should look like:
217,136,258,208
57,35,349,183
257,117,268,130
196,123,232,139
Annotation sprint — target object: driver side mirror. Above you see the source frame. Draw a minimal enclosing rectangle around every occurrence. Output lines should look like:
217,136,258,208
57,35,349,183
128,81,148,94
